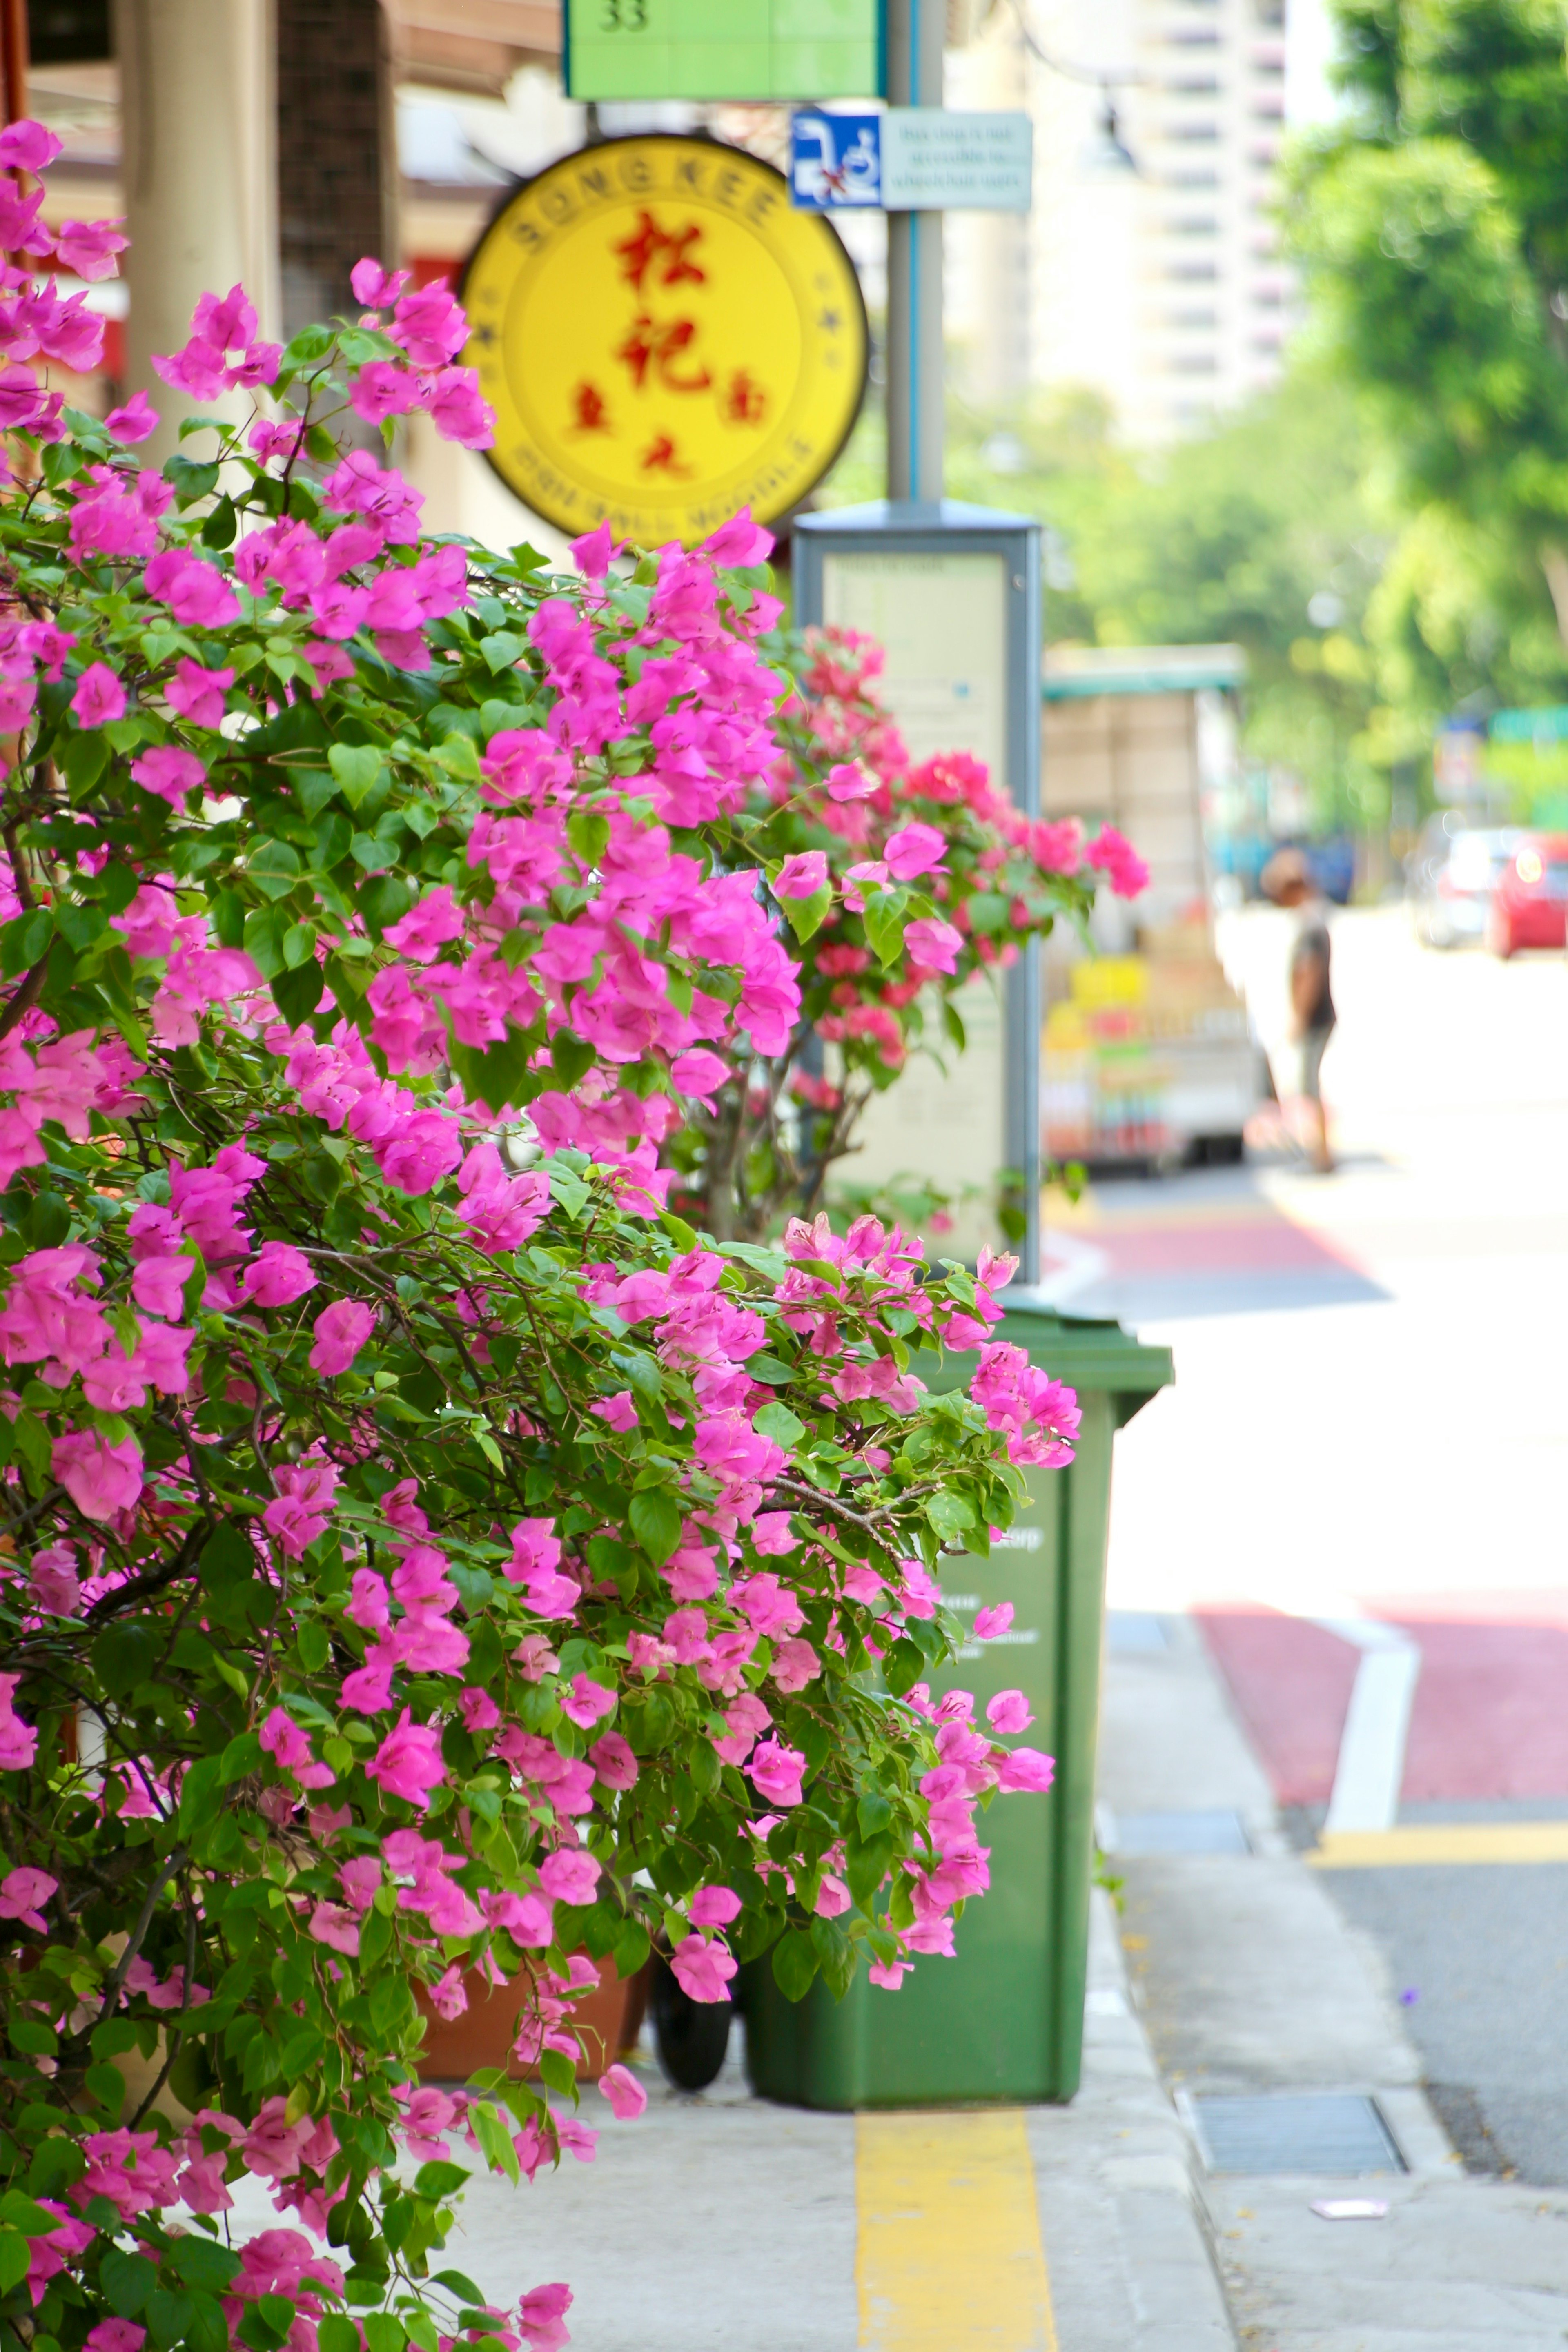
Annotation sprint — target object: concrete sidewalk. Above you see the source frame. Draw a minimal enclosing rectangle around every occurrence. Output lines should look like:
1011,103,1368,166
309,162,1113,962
447,1884,1233,2351
1102,1613,1568,2352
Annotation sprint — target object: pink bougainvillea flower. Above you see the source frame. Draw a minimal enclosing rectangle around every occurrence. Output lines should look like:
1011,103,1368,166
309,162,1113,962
84,2324,146,2352
241,1240,318,1307
559,1673,616,1729
597,2062,648,2120
308,1298,375,1376
747,1737,806,1809
588,1731,638,1788
263,1459,339,1558
130,746,206,807
519,2282,574,2352
670,1933,737,2004
904,916,963,975
986,1689,1033,1734
0,1677,39,1772
70,662,126,728
973,1601,1014,1640
50,1430,142,1521
365,1709,448,1809
0,1864,56,1930
104,388,158,443
884,821,947,880
0,118,62,173
591,1389,637,1432
772,850,829,900
995,1746,1055,1794
537,1846,600,1906
28,1544,80,1615
1085,824,1149,899
688,1886,742,1929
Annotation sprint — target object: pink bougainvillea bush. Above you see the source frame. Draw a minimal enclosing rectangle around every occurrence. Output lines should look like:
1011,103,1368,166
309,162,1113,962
665,626,1147,1241
0,127,1099,2352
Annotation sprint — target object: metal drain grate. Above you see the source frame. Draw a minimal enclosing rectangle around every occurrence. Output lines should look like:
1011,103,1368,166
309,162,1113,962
1107,1612,1168,1654
1109,1809,1251,1857
1188,2094,1406,2177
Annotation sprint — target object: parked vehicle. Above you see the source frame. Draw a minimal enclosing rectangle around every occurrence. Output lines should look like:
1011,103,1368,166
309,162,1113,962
1487,834,1568,956
1409,820,1521,948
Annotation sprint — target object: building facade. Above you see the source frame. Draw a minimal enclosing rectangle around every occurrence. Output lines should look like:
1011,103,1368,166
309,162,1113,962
947,0,1305,441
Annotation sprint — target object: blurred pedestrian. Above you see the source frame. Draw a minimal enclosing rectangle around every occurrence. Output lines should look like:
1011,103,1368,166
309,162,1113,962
1261,848,1336,1173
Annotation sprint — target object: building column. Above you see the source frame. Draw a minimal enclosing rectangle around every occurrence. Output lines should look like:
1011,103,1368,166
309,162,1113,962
114,0,280,460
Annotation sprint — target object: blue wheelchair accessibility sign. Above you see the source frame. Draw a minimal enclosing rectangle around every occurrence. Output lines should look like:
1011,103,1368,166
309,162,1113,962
789,110,883,209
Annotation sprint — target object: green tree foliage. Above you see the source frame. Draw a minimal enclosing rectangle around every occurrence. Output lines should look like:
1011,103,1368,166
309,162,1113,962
1289,0,1568,650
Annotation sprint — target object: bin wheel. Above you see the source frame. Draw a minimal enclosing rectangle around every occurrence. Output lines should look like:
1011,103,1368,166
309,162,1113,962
650,1953,732,2091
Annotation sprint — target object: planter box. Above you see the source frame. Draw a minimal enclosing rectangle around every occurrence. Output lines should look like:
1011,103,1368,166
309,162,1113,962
414,1956,647,2084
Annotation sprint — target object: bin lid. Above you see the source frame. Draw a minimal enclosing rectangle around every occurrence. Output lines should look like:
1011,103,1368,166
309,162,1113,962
918,1306,1173,1431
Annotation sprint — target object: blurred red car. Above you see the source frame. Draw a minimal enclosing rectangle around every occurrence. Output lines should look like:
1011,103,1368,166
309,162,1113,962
1488,835,1568,955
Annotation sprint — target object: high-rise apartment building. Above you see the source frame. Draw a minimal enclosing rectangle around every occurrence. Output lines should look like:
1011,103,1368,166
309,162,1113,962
948,0,1312,442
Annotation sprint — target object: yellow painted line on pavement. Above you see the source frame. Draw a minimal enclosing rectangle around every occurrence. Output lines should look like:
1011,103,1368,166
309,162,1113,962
1311,1823,1568,1869
855,2109,1056,2351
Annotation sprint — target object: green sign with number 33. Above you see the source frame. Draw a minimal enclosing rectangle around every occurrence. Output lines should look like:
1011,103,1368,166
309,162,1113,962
564,0,884,103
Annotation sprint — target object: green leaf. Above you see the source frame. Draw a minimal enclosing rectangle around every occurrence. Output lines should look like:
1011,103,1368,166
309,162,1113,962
549,1028,596,1088
771,1927,820,2002
567,809,610,867
412,2159,470,2199
857,1789,892,1838
479,630,526,673
432,2270,488,2304
328,743,387,809
102,2244,159,2315
201,493,237,548
863,890,907,968
925,1490,975,1540
0,2229,28,2296
283,322,336,366
751,1401,804,1448
60,727,110,795
272,959,325,1024
0,2191,61,2236
248,840,302,900
165,455,220,504
178,1753,226,1834
780,884,832,943
362,2316,407,2352
318,2321,361,2352
164,2237,241,2292
147,2287,197,2348
91,1618,154,1698
629,1487,683,1566
468,2100,521,2186
0,907,52,977
243,904,288,979
220,1729,262,1782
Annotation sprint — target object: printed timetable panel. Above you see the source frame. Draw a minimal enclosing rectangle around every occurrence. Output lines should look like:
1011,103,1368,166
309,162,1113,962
565,0,883,103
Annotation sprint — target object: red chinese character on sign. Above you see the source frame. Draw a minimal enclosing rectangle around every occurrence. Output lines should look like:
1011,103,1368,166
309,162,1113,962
613,210,707,298
614,313,712,396
639,433,692,477
721,368,767,426
569,380,612,433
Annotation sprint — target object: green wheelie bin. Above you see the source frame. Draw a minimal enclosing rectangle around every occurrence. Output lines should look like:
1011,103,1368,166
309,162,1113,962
742,1305,1173,2109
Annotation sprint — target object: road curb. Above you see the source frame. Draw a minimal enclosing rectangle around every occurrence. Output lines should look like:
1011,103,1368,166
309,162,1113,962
1025,1886,1237,2349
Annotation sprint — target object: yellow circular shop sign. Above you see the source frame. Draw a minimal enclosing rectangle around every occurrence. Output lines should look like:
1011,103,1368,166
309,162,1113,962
461,134,868,549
